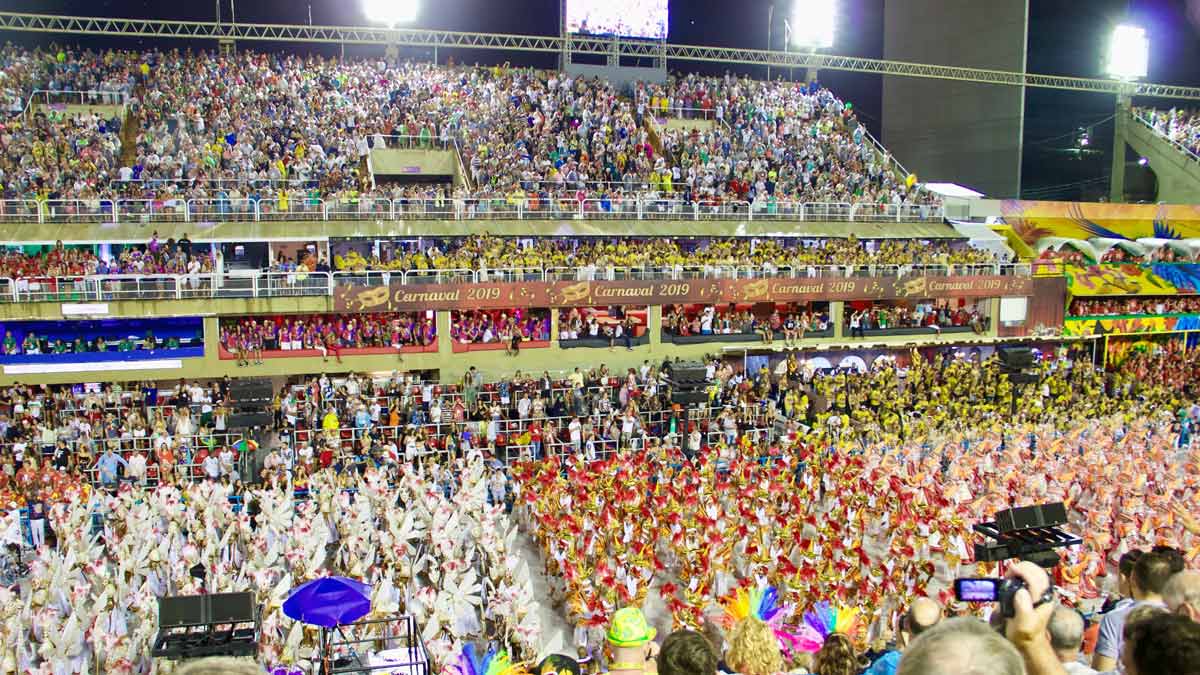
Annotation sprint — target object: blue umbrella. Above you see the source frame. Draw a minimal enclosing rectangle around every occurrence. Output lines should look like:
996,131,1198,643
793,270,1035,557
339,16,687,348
282,576,372,628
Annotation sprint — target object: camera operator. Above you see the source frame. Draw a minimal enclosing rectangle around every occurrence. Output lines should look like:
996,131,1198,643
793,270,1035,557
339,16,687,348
899,562,1066,675
1092,551,1172,672
902,559,1070,672
1003,562,1069,675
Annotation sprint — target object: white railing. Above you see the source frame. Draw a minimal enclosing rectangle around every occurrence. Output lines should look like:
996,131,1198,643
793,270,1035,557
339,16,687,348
367,134,454,151
5,272,333,303
26,88,130,111
0,197,945,224
0,264,1028,304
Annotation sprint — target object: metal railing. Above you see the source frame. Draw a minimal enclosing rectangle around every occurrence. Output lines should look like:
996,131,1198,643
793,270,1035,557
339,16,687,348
25,88,131,112
5,272,333,303
0,196,945,224
367,133,454,150
0,263,1028,304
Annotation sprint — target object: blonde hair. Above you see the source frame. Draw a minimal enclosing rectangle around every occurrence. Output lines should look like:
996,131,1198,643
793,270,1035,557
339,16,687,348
787,651,814,673
725,617,784,675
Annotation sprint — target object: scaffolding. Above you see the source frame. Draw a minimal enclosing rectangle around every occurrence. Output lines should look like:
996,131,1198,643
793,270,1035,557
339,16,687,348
1,11,1199,99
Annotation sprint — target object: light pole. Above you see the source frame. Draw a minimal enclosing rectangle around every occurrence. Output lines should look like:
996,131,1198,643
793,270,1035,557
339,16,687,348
1105,24,1148,203
767,5,774,81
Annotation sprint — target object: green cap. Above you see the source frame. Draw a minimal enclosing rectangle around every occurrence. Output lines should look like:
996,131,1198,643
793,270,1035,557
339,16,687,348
606,607,656,647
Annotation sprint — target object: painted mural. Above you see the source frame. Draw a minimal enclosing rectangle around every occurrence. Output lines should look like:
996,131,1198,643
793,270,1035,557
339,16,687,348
1002,201,1200,244
1062,313,1200,337
1064,264,1200,297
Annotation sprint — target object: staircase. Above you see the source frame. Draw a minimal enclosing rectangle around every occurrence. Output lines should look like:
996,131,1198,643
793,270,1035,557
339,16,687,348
117,84,144,170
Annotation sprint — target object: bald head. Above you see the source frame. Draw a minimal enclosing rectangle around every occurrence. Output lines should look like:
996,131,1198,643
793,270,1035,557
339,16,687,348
1047,606,1085,656
1164,570,1200,622
897,617,1023,675
906,597,943,638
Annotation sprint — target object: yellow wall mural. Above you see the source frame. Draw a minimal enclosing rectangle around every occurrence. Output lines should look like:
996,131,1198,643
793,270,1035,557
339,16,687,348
1063,263,1200,296
1002,201,1200,244
1061,315,1200,337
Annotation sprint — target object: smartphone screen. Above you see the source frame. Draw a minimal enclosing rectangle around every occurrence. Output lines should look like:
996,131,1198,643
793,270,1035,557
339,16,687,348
955,578,999,602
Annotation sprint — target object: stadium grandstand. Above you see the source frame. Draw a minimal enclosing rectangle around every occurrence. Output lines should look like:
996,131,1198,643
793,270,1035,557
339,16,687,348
1,1,1200,674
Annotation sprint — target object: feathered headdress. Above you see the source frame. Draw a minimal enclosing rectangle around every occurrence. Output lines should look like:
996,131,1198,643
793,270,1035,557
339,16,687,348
722,585,785,625
448,643,528,675
797,601,860,653
719,586,808,657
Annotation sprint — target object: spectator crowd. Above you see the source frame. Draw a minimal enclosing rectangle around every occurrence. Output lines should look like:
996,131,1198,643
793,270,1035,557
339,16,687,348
335,235,999,274
0,45,949,215
846,302,987,336
1139,106,1200,159
1070,296,1200,317
219,312,435,365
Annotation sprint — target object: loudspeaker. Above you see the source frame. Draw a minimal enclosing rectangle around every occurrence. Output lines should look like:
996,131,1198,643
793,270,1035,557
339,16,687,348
228,412,272,429
994,502,1067,533
664,361,708,386
229,379,273,407
670,390,709,406
997,347,1035,371
209,592,257,624
158,592,256,629
159,595,205,629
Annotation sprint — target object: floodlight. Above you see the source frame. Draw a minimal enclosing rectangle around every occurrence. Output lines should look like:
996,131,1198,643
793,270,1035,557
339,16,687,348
1138,157,1149,166
1105,24,1148,80
363,0,419,26
790,0,836,50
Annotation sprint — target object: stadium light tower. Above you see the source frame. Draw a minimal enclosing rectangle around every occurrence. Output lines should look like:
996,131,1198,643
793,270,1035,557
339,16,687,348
790,0,836,50
363,0,420,65
1105,24,1149,203
362,0,419,26
1105,24,1149,81
789,0,835,84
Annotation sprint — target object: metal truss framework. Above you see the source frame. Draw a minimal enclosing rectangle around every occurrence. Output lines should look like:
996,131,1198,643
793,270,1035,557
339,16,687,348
3,11,1200,100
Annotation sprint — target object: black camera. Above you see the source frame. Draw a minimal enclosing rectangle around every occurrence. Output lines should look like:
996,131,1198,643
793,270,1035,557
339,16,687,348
955,577,1056,618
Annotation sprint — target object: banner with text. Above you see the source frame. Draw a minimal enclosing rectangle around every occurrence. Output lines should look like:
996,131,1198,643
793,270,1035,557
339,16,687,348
334,276,1034,312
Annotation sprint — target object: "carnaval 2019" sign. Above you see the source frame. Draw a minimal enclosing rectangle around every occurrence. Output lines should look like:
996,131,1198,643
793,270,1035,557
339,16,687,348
334,275,1034,312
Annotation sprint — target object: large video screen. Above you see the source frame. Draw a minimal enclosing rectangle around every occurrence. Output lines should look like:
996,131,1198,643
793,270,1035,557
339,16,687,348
566,0,668,40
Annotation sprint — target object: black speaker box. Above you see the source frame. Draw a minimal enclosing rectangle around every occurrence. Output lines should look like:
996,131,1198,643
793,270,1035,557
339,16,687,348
228,412,273,429
994,502,1067,533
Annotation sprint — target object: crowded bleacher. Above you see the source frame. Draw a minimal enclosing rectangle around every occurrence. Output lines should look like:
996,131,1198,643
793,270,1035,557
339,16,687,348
219,312,436,365
0,45,950,216
1069,296,1200,317
0,235,1002,289
1138,106,1200,158
644,73,935,206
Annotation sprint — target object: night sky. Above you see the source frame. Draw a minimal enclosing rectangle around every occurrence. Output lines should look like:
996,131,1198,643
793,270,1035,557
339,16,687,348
2,0,1200,199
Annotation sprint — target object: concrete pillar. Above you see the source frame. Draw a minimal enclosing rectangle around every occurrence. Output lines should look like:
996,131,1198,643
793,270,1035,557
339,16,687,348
830,301,845,339
647,305,662,348
1110,94,1132,203
436,309,453,362
550,309,560,349
201,316,222,370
